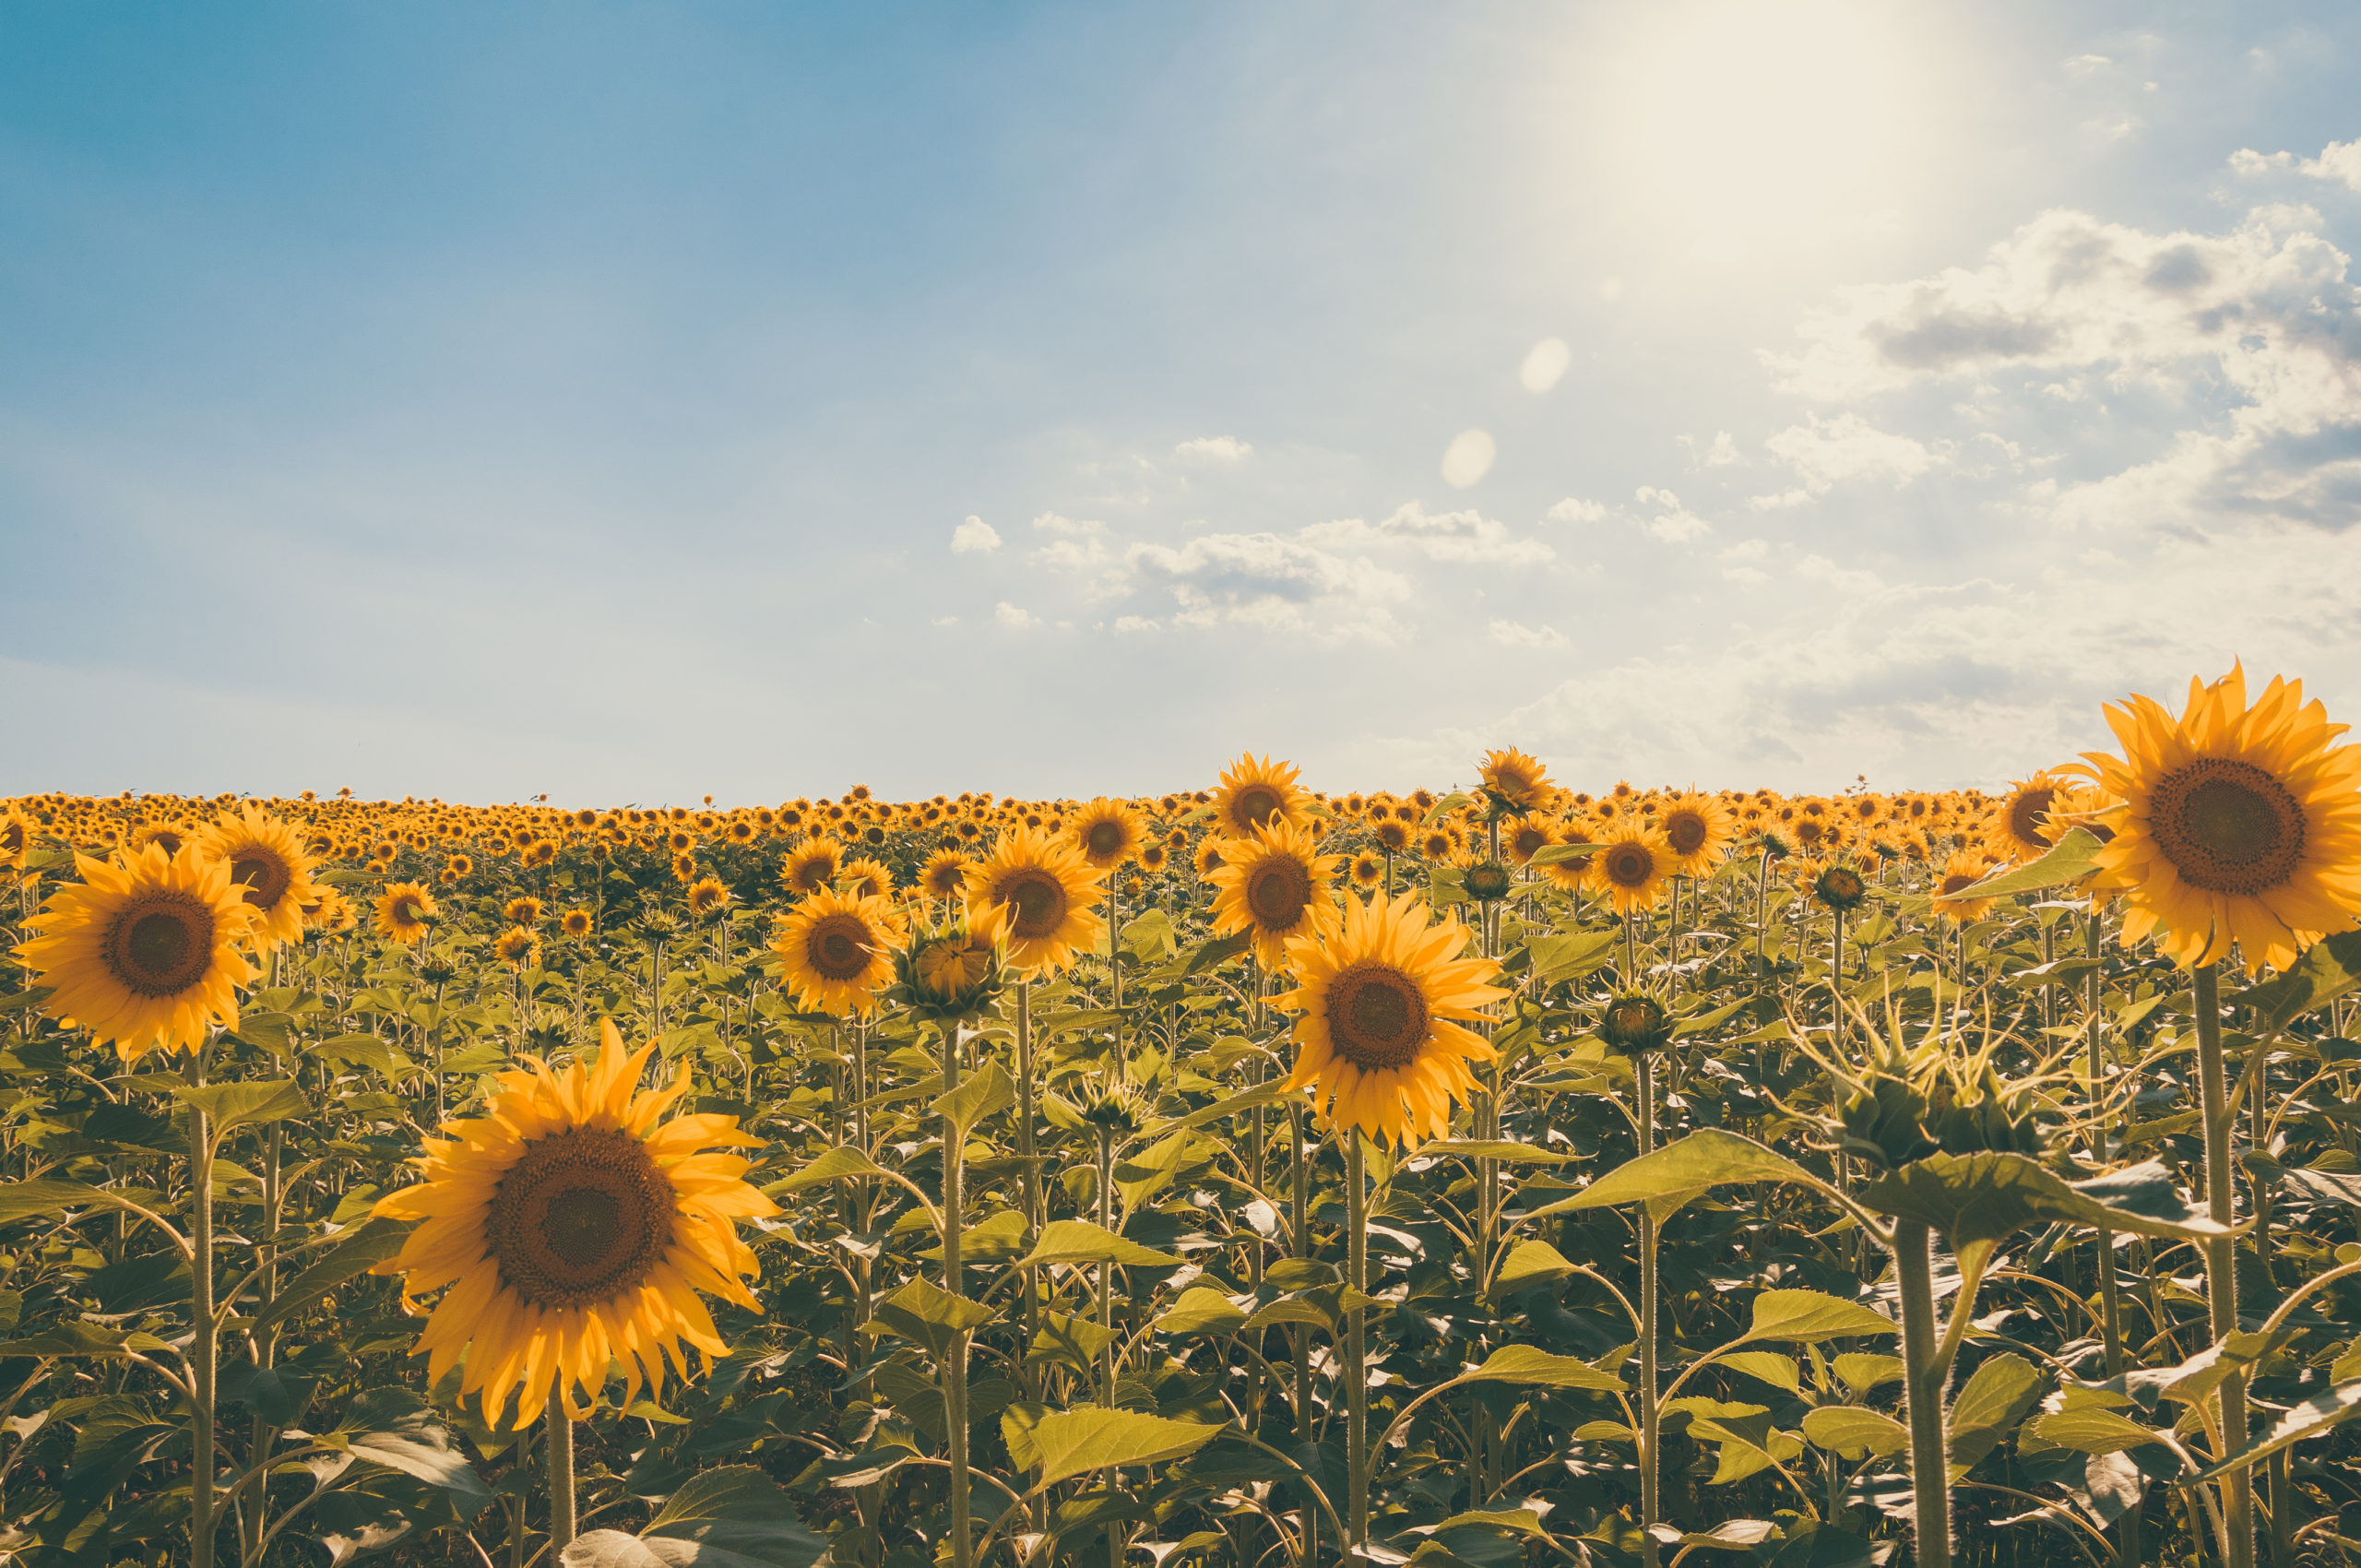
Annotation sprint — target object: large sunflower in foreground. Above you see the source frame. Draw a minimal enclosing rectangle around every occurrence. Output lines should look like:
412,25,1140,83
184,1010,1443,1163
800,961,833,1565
371,1020,776,1427
2082,664,2361,975
1212,754,1311,837
964,826,1107,976
193,805,320,954
13,844,259,1061
1207,819,1344,968
1270,890,1506,1150
773,887,908,1016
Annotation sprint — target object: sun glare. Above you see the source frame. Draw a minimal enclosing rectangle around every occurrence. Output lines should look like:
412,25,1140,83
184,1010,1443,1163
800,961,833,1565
1597,1,1939,260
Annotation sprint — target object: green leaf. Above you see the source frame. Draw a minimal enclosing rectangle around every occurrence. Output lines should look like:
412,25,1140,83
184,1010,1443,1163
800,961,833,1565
1424,1505,1552,1539
2231,929,2361,1029
869,1277,996,1355
1951,828,2102,899
2024,1408,2173,1457
1185,930,1254,974
1740,1290,1896,1345
919,1208,1028,1264
1025,1406,1224,1486
1946,1353,2043,1472
1018,1218,1180,1270
1120,909,1178,960
932,1061,1014,1137
2196,1378,2361,1481
255,1217,417,1332
1529,842,1606,866
0,1179,171,1228
1860,1155,2235,1269
765,1146,893,1194
1800,1406,1907,1459
1533,1130,1821,1218
1489,1239,1576,1299
636,1464,830,1568
1413,1139,1573,1165
176,1079,310,1136
1523,930,1618,987
1155,1288,1249,1338
336,1387,492,1510
314,1034,415,1076
1833,1353,1906,1396
1168,1082,1287,1131
1720,1352,1802,1395
1459,1343,1625,1392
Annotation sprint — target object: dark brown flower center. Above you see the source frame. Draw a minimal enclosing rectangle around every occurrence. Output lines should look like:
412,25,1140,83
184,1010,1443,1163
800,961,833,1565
1327,962,1431,1070
1665,812,1708,857
1604,844,1655,888
2009,788,2058,849
1087,821,1126,858
808,914,872,981
1246,856,1312,930
229,849,293,912
1002,868,1068,939
1236,787,1282,828
1937,873,1978,900
486,1126,673,1310
2152,759,2306,895
107,896,216,996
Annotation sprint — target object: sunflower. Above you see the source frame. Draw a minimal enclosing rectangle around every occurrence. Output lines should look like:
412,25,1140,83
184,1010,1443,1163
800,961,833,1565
837,857,895,901
894,905,1010,1023
560,909,594,938
1987,769,2079,864
493,925,542,970
1193,838,1229,876
2082,664,2361,975
1139,841,1170,874
500,897,541,927
1348,850,1384,889
1418,828,1458,862
1588,830,1671,915
1809,860,1869,914
919,847,974,900
1502,818,1557,868
0,804,34,866
1070,798,1148,870
774,888,908,1016
1656,790,1736,878
1477,747,1553,816
445,853,475,883
130,822,189,858
1269,890,1507,1150
12,845,260,1061
375,882,439,944
305,887,359,934
671,853,700,885
1212,754,1311,837
370,1020,776,1427
1928,849,1999,926
965,826,1108,977
1372,817,1412,854
781,837,844,897
192,806,320,954
1207,820,1345,968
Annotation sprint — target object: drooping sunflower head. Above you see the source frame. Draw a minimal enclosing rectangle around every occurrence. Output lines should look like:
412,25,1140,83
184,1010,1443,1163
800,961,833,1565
1213,753,1311,837
775,887,909,1017
685,877,732,919
781,837,844,898
303,887,359,935
2083,664,2361,974
1070,798,1148,870
1268,890,1507,1151
493,925,542,970
193,805,320,954
1477,747,1553,817
1809,861,1870,914
12,844,261,1062
1206,819,1344,968
1464,861,1514,903
371,1018,777,1427
1987,768,2079,863
1596,991,1674,1055
919,847,975,900
964,826,1107,977
374,882,438,945
892,904,1009,1023
837,857,895,902
1657,790,1736,877
1589,831,1670,915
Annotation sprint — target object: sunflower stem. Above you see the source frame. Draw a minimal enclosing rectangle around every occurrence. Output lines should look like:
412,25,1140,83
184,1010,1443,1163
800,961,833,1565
189,1045,218,1568
940,1018,973,1568
2086,911,2139,1566
1894,1218,1951,1568
1344,1134,1369,1552
545,1385,575,1553
1637,1056,1661,1568
2196,962,2256,1568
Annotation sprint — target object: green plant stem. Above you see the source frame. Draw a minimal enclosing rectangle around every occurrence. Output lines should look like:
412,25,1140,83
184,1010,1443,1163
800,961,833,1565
1289,1102,1314,1567
940,1018,973,1568
1894,1218,1951,1568
1637,1055,1662,1568
2195,962,2255,1568
2086,911,2139,1568
188,1047,218,1568
1345,1134,1369,1551
545,1385,576,1553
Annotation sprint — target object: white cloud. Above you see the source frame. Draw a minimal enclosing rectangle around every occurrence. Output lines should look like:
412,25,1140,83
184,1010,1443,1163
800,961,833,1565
1755,412,1937,507
1125,531,1409,642
1173,435,1252,462
951,516,1002,553
1634,486,1712,542
1489,619,1568,649
1704,431,1739,467
1519,338,1572,393
2064,53,2112,76
1032,512,1107,536
1112,615,1159,634
1301,501,1553,564
2232,138,2361,193
1547,497,1607,524
993,601,1037,628
1441,428,1497,488
931,615,958,626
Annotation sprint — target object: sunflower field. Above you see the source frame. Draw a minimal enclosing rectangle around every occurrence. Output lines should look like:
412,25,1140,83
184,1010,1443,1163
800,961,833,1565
6,668,2361,1568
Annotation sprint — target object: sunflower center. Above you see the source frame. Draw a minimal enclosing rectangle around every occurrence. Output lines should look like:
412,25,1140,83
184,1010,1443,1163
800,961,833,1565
1003,869,1068,939
487,1126,673,1310
1604,844,1655,888
809,915,872,981
2009,788,2058,848
1236,788,1282,828
106,897,216,997
1937,873,1977,900
230,849,293,911
2153,760,2306,894
1246,857,1312,929
1327,962,1432,1070
1665,813,1707,857
1087,822,1125,858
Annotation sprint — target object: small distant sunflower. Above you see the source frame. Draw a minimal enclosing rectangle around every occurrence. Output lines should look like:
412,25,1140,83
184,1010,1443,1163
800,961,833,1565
371,1020,777,1427
12,845,260,1061
130,822,189,858
194,805,320,954
1657,790,1736,878
560,909,594,938
774,888,908,1016
305,887,359,935
504,896,545,926
493,925,542,970
1477,747,1553,817
1928,849,1999,926
1418,827,1458,862
965,826,1108,977
1139,842,1170,874
1348,850,1384,889
2082,664,2361,974
1988,769,2078,864
1589,831,1670,915
1373,817,1412,854
1070,798,1148,870
1193,838,1229,877
1270,890,1506,1150
444,853,474,883
1502,818,1558,868
671,853,700,885
375,882,439,944
686,877,732,918
1207,820,1345,968
838,857,894,901
919,847,975,900
781,837,844,897
1212,754,1311,837
0,805,34,866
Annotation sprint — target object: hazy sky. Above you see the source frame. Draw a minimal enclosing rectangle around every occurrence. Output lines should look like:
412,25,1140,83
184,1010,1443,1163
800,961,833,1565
5,2,2359,805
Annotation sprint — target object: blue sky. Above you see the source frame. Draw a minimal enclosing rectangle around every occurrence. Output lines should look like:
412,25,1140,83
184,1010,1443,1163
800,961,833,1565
5,2,2359,805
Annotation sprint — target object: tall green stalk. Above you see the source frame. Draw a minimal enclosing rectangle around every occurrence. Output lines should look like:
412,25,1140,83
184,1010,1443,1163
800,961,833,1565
940,1018,973,1568
1893,1218,1950,1568
1636,1056,1661,1568
2086,911,2139,1568
188,1048,218,1568
1344,1135,1369,1551
545,1386,576,1554
2194,963,2254,1568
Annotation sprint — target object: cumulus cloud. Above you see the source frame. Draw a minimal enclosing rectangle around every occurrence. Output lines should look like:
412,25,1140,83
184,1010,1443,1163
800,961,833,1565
1173,435,1252,461
1634,486,1713,542
2232,138,2361,193
1547,497,1608,524
1441,429,1497,488
1520,338,1572,393
1752,413,1938,508
1301,501,1553,564
951,516,1002,553
993,601,1037,628
1033,512,1107,536
1489,619,1568,649
1124,532,1409,641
